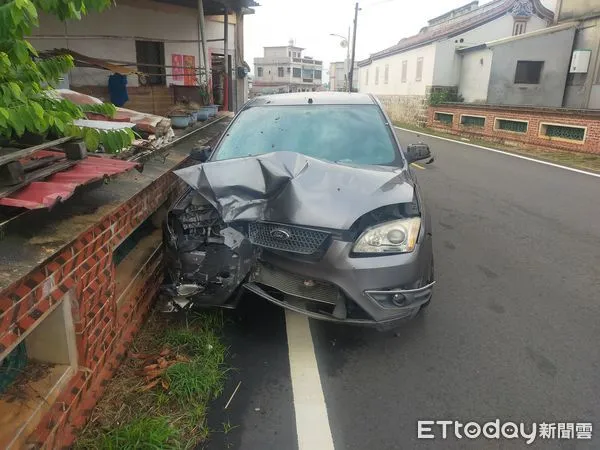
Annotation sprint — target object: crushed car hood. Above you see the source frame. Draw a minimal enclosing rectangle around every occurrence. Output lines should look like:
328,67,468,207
174,151,415,230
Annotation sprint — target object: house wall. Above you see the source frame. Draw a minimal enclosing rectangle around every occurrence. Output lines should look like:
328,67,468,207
427,103,600,154
486,26,576,107
359,9,551,123
557,0,600,21
432,14,548,87
358,43,437,96
459,48,493,102
29,1,235,88
563,17,600,109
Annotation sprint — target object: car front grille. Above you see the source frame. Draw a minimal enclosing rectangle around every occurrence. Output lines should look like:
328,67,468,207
248,222,330,255
250,262,339,305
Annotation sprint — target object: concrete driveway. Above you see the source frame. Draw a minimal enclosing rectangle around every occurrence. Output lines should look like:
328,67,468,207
203,128,600,450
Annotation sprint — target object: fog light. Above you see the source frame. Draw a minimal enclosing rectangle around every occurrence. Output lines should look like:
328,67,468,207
392,293,407,307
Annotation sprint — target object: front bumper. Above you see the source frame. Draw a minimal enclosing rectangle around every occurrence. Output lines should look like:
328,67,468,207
246,234,434,328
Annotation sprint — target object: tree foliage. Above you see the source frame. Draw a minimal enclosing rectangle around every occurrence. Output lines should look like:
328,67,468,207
0,0,135,153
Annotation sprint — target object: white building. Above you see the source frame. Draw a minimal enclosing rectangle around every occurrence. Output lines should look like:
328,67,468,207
252,44,323,95
328,61,358,92
358,0,553,104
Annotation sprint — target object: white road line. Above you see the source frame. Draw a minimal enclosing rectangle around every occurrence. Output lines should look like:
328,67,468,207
395,126,600,179
285,310,335,450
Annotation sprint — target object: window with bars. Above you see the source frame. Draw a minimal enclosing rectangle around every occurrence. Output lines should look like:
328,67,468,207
257,67,263,77
293,67,301,78
401,60,407,83
461,115,486,127
513,21,527,36
278,67,284,77
540,123,586,142
434,112,453,125
365,68,369,85
375,67,379,85
384,64,389,84
495,118,528,133
416,57,424,81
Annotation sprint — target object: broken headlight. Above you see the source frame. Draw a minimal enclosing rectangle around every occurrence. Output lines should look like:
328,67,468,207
352,217,421,254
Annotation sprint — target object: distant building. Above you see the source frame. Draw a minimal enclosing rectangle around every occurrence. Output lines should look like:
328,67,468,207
358,0,553,97
252,43,323,95
457,22,576,107
328,61,358,92
356,0,554,123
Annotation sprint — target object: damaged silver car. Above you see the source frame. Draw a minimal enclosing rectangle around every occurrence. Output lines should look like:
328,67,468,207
163,92,435,330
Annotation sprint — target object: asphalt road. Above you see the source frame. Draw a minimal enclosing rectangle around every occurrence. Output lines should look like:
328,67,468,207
204,129,600,450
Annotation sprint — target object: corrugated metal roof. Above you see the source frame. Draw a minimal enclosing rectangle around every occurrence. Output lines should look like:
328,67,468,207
0,155,141,210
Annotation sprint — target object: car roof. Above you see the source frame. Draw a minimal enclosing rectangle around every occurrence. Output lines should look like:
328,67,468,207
248,92,376,106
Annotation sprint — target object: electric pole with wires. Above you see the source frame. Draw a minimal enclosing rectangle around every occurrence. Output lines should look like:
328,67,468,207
348,2,359,92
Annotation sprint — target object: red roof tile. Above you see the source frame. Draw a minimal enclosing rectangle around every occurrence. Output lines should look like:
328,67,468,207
0,157,140,210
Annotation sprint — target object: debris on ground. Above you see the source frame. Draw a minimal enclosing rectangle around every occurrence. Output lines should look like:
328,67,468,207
75,309,228,450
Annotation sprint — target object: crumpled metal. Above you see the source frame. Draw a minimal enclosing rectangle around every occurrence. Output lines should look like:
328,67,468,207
174,151,415,229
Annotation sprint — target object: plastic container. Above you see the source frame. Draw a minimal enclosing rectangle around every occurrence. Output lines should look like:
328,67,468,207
207,105,218,117
197,107,211,121
170,114,191,128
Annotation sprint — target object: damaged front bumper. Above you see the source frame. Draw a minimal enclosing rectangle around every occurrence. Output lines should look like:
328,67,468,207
163,151,435,328
163,192,434,328
244,235,434,330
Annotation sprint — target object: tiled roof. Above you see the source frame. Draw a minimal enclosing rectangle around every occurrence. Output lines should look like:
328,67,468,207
358,0,553,66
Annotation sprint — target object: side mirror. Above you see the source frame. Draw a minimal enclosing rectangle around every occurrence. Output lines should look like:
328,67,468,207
189,146,212,163
405,143,431,164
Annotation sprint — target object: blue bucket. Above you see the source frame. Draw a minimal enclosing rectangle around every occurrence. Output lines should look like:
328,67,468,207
207,105,218,116
197,107,211,121
170,114,191,128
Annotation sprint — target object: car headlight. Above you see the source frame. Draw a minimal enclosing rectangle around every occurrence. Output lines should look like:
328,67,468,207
353,217,421,254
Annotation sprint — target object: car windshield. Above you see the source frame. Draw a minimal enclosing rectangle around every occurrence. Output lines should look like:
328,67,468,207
213,104,400,165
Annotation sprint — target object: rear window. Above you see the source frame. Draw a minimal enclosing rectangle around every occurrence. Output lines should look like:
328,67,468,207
213,104,400,165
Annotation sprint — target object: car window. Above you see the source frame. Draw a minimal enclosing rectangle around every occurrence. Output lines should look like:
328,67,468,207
213,104,400,165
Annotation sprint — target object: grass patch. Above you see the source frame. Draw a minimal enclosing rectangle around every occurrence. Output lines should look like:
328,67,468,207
394,121,600,174
75,310,228,450
76,416,180,450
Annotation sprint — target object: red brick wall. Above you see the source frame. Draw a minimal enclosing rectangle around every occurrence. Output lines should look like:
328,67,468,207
0,171,187,449
427,105,600,154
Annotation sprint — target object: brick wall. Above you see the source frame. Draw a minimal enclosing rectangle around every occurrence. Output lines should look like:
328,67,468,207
377,95,428,126
0,170,187,448
427,104,600,154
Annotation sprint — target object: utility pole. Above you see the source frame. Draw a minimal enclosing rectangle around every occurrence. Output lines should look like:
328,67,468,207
348,2,359,93
346,26,351,92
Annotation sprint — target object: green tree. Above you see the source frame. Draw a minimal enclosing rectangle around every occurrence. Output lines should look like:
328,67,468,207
0,0,135,153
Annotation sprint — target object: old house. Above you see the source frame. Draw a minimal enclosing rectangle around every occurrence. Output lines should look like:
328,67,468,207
357,0,554,123
29,0,257,113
